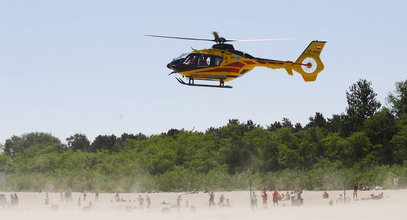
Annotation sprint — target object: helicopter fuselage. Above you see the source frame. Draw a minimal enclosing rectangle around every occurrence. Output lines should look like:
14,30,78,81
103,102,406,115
147,32,326,88
167,44,288,83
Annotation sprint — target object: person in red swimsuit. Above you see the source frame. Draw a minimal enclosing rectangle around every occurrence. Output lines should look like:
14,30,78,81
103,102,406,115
272,191,279,207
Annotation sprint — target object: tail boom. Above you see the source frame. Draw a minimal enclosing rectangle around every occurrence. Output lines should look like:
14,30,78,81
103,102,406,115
251,41,326,81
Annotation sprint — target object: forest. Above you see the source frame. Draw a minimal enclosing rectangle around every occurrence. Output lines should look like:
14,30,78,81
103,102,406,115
1,79,407,192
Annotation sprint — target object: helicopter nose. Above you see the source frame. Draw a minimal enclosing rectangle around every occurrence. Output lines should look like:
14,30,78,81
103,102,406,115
167,59,184,70
167,60,180,69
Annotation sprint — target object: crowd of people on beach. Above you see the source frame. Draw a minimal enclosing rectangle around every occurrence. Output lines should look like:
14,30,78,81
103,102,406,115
0,186,388,212
206,191,230,208
253,188,305,209
319,183,386,206
0,193,18,209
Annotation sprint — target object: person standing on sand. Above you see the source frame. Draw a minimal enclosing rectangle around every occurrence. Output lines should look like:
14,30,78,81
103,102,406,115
219,194,225,207
208,191,215,208
45,192,49,205
261,190,268,208
250,191,257,210
14,193,18,206
138,195,144,208
272,191,279,207
65,190,72,204
115,192,120,202
353,183,358,200
95,189,100,201
146,195,151,209
176,195,181,210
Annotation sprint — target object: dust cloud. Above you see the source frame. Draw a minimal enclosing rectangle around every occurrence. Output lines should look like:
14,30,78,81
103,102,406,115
0,190,406,220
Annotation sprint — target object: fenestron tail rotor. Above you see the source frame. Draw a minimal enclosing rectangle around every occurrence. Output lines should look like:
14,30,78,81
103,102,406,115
292,41,326,82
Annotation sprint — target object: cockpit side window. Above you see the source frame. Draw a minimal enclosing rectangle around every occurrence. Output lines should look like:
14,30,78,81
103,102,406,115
183,54,222,67
214,57,222,66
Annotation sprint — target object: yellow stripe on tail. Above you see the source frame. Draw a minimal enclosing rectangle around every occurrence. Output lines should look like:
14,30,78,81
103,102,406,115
292,41,326,81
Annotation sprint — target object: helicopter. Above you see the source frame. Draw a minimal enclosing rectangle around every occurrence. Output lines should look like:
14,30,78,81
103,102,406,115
146,32,326,88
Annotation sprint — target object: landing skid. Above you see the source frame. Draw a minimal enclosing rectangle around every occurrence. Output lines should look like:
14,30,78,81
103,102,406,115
175,77,233,88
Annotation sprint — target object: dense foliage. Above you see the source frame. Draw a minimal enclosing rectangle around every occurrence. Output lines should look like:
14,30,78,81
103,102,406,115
1,79,407,192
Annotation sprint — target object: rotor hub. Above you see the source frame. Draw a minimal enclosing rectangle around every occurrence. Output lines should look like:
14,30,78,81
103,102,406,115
301,57,318,74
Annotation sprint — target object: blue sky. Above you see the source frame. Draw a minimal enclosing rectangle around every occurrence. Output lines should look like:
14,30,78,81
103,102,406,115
1,0,406,143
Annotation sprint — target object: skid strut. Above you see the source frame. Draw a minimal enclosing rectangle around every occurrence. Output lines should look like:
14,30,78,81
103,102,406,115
175,77,232,88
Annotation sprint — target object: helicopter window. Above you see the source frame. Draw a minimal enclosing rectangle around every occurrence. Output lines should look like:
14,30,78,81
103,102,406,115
183,54,222,67
198,55,211,67
214,57,222,66
183,54,198,65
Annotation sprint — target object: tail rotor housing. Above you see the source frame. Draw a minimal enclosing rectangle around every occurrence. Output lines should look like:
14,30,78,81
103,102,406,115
293,41,326,81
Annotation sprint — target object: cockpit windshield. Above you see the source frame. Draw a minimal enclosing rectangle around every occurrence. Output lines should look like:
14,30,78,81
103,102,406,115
173,53,189,61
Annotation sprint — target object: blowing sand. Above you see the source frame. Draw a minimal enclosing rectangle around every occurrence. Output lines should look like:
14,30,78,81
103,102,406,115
1,190,406,220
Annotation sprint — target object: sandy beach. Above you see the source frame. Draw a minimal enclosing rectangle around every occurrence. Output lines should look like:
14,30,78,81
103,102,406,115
1,190,406,220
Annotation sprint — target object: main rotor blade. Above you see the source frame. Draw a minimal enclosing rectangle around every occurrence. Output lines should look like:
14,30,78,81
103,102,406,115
227,38,295,42
145,34,215,42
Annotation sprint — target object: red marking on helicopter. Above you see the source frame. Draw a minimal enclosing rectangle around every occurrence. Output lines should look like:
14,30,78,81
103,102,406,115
225,62,246,68
196,68,240,73
243,61,256,65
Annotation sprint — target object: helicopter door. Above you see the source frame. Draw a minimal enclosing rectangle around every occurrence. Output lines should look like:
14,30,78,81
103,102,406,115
198,55,211,67
197,55,223,67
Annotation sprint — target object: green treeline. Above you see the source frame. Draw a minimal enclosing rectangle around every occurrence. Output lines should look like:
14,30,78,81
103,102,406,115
1,79,407,192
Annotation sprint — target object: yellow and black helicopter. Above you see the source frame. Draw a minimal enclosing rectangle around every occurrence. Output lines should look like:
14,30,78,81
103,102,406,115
146,32,326,88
